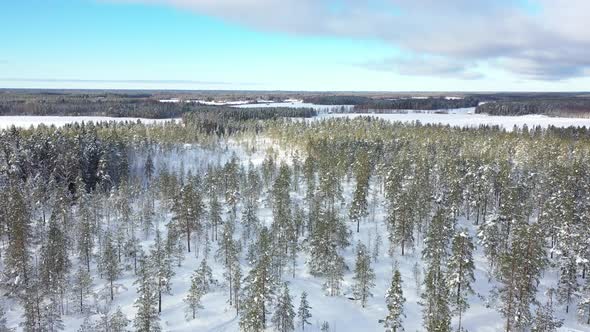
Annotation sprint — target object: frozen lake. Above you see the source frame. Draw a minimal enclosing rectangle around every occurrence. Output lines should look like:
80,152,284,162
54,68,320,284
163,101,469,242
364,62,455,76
0,116,178,130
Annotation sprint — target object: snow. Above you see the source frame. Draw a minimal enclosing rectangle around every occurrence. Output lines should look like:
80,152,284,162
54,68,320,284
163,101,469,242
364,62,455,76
0,116,178,129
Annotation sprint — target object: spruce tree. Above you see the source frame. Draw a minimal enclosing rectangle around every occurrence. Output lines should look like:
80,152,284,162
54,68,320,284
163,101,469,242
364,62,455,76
384,269,405,332
102,232,121,301
109,307,130,332
352,242,375,307
557,256,579,314
531,301,563,332
446,230,475,331
133,254,160,332
272,283,296,332
240,227,275,331
150,228,175,313
297,291,312,331
71,265,93,314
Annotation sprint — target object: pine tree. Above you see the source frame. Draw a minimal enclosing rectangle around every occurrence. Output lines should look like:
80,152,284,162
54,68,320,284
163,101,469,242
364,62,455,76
352,242,375,307
499,223,547,331
171,180,204,252
109,307,130,332
446,230,475,331
102,232,121,301
384,269,405,332
216,220,240,306
323,254,345,297
144,152,154,183
557,255,579,314
184,260,211,320
4,185,31,295
272,283,296,332
133,254,161,332
240,227,275,331
209,194,223,242
232,263,242,315
150,228,174,313
421,248,451,332
40,217,70,314
297,291,312,331
531,301,563,332
71,265,93,313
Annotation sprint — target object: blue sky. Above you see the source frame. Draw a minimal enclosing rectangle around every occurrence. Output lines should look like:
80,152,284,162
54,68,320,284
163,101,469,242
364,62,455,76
1,0,590,91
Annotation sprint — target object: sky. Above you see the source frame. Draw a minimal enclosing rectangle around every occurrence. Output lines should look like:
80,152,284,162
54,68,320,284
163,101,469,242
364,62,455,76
1,0,590,91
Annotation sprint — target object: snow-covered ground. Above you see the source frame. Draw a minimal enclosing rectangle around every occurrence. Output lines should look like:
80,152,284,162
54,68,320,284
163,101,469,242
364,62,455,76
0,116,179,129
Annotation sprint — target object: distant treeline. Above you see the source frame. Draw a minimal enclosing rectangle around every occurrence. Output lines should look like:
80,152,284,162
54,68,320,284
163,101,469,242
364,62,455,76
183,106,317,136
353,97,480,111
476,99,590,117
303,95,373,105
0,97,192,118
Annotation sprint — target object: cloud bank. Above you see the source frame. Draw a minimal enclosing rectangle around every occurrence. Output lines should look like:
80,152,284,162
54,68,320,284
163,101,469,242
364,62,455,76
110,0,590,80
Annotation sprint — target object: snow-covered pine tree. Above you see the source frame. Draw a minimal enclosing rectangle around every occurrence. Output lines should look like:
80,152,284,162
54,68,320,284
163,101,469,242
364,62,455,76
71,264,93,314
101,232,121,301
184,267,205,320
3,185,31,296
446,229,475,331
133,253,161,332
297,291,312,331
184,258,213,320
171,179,203,252
240,227,275,331
216,220,240,306
109,307,130,332
209,194,223,242
349,149,371,233
531,300,563,332
499,223,547,332
384,269,405,332
272,283,296,332
150,228,175,313
557,255,579,314
352,242,375,307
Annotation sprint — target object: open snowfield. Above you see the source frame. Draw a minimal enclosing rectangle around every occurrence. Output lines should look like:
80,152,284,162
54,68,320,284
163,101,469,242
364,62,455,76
0,116,178,130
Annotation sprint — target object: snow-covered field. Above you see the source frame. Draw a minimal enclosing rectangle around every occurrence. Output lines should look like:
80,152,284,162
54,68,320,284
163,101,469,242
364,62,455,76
0,116,178,130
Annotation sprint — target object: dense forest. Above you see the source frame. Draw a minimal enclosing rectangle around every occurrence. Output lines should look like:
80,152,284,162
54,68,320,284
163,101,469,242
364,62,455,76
476,98,590,117
1,105,590,331
3,90,590,118
352,97,480,111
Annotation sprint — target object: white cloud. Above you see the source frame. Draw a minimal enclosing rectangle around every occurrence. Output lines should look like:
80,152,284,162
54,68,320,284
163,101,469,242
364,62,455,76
108,0,590,80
